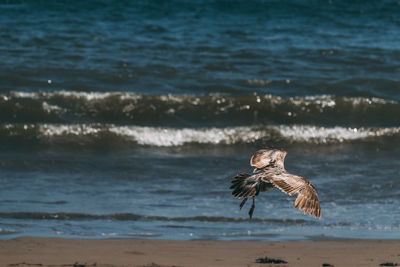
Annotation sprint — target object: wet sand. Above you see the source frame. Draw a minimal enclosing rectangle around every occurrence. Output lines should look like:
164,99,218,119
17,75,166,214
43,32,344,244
0,237,399,267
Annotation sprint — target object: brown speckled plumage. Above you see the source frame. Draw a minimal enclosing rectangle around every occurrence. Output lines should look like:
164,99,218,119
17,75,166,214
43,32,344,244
230,148,321,219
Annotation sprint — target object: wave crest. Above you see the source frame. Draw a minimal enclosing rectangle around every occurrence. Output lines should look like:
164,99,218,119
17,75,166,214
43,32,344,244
1,91,398,127
1,123,399,148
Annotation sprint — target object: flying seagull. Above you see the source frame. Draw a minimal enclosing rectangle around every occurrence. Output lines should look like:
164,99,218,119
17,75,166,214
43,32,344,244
230,148,321,219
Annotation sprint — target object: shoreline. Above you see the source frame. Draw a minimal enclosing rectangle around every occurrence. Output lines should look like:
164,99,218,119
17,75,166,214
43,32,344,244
0,237,399,267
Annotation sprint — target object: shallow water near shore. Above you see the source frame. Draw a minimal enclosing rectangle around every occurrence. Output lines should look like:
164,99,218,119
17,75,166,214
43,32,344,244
0,144,399,240
0,0,399,240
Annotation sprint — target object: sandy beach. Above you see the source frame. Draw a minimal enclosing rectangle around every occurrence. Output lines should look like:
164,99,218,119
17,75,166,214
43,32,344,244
0,237,398,267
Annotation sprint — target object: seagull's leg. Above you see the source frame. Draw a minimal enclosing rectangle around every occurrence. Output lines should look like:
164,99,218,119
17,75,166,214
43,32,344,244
239,198,248,209
248,196,255,219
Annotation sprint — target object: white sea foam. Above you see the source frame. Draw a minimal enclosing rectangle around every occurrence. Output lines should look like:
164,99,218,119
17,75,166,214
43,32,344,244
290,95,337,108
109,126,264,146
11,91,37,98
10,90,143,101
42,101,64,113
31,124,400,146
276,125,400,143
7,91,397,106
39,124,100,136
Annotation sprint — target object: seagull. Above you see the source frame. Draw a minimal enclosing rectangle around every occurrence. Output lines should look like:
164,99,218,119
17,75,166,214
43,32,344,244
230,148,321,219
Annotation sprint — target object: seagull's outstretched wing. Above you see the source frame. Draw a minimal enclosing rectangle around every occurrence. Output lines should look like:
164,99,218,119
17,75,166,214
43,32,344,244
250,149,287,170
266,172,321,218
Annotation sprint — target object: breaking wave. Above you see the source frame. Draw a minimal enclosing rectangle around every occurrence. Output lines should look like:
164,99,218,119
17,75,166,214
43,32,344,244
0,91,398,127
1,123,399,148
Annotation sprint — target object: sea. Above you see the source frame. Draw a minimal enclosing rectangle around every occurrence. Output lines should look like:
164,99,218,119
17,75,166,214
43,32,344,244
0,0,399,241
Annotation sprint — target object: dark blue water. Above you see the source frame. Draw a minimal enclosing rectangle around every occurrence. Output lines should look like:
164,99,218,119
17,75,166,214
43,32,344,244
0,0,399,240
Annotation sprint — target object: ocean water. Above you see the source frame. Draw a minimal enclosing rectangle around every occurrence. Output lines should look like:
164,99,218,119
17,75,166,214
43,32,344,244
0,0,399,241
